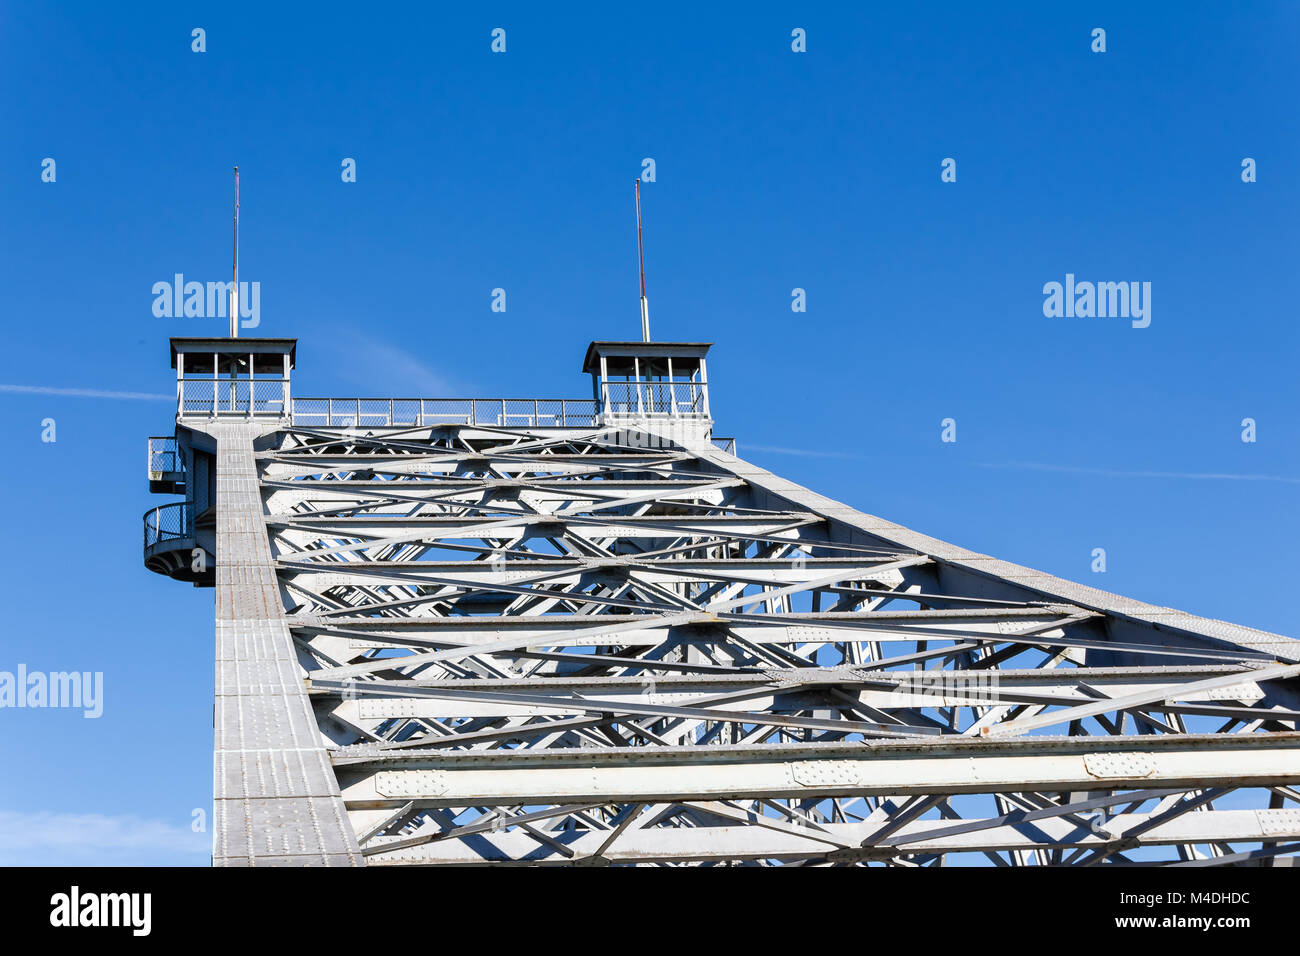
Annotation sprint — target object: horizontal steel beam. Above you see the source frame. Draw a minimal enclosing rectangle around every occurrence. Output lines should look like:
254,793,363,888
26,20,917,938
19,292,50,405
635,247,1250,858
317,667,1268,721
360,806,1300,864
334,733,1300,807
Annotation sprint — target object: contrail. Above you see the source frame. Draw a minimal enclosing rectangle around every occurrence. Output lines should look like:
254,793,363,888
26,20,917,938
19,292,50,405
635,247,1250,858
0,384,172,401
977,460,1300,485
744,443,868,460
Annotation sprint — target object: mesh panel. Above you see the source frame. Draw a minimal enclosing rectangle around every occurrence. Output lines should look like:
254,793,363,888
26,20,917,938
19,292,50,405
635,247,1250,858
565,403,598,426
180,379,288,417
503,400,536,426
142,503,191,548
148,437,179,473
293,399,328,425
600,383,703,417
180,380,215,415
672,383,704,414
251,379,286,414
535,399,564,426
392,399,421,425
358,399,391,426
421,399,473,425
473,399,504,425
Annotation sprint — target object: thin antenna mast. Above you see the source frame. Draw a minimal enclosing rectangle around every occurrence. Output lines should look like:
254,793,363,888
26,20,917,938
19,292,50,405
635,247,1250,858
230,167,240,339
636,179,650,342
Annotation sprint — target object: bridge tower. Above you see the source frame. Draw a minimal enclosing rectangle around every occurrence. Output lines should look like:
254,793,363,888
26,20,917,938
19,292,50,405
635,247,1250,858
144,334,1300,866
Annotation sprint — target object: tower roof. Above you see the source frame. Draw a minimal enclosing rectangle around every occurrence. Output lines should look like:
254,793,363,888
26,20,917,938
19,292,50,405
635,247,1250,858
169,336,297,373
581,340,712,375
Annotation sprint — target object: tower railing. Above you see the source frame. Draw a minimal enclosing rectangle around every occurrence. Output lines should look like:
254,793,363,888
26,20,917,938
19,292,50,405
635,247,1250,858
146,436,186,493
179,378,289,418
600,381,708,417
142,502,193,550
147,436,180,475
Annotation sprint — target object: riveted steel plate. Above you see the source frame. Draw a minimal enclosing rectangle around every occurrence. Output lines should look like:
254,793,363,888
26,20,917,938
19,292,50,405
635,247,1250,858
375,770,449,797
790,760,863,787
1256,808,1300,837
1084,752,1155,779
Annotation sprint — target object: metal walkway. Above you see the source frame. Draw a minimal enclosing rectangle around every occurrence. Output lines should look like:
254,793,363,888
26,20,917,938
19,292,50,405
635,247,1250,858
208,422,361,866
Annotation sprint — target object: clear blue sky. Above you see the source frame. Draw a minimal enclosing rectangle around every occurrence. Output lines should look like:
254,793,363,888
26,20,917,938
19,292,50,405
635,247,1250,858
1,2,1296,864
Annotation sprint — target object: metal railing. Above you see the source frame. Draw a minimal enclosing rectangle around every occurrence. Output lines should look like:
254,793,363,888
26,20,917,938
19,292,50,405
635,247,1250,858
289,398,599,428
174,383,710,429
147,435,182,476
601,381,707,417
180,378,289,418
143,502,192,550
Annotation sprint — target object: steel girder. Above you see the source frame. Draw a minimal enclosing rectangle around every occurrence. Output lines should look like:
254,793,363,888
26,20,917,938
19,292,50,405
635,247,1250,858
218,419,1300,866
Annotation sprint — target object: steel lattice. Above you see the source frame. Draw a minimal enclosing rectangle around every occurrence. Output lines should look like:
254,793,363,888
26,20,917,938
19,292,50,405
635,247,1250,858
221,419,1300,867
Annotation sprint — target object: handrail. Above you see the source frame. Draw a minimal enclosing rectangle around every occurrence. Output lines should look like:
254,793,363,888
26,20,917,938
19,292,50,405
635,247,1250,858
142,502,192,550
174,386,711,429
288,397,600,428
178,378,289,419
147,436,181,477
600,381,708,417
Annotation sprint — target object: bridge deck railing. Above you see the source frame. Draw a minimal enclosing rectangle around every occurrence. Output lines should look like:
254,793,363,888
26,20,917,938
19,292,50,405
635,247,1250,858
288,397,600,428
173,390,729,447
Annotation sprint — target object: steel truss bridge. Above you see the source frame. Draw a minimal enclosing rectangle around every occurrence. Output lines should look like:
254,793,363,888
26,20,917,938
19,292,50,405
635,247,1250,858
144,336,1300,867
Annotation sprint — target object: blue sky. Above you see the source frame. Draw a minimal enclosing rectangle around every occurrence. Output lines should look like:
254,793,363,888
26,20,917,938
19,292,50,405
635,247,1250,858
0,2,1296,864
